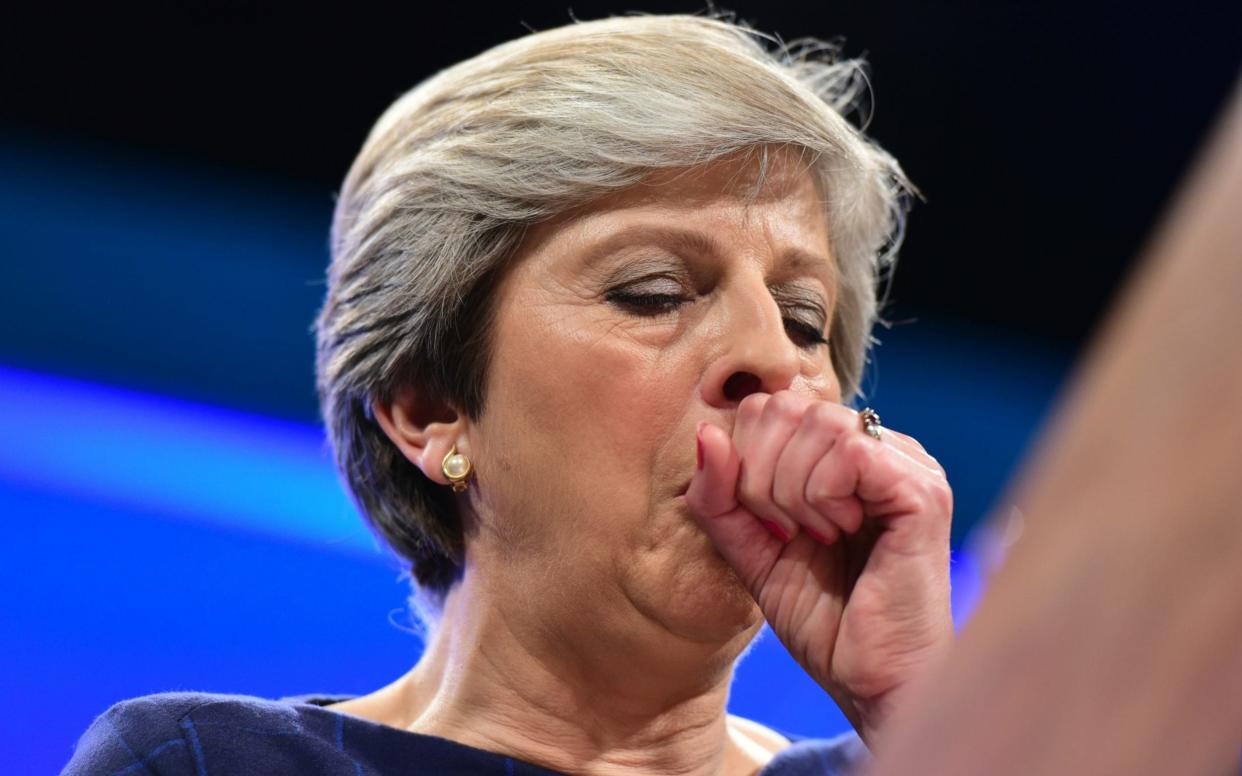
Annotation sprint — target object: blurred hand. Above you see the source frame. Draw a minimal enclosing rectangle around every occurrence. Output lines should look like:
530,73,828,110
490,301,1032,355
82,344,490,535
685,390,954,747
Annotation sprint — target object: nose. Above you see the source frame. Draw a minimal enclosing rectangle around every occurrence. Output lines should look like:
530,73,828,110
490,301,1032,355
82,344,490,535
698,276,803,408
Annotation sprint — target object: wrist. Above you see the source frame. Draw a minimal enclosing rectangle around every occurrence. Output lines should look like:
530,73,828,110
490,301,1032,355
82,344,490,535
850,637,954,750
853,688,903,750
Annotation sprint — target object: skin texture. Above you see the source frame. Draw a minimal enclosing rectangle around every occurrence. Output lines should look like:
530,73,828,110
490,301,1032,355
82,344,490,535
349,145,953,775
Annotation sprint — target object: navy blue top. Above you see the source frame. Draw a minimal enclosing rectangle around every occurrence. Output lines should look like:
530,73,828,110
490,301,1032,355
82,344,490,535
61,691,870,775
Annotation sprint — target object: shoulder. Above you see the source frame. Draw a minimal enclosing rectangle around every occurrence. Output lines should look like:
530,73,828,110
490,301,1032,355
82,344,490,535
61,691,353,776
62,691,219,775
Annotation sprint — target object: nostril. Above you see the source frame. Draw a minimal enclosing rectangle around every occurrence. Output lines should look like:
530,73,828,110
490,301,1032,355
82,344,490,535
723,372,762,403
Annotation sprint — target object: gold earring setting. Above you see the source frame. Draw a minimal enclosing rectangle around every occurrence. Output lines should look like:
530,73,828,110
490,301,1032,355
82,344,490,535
441,444,472,493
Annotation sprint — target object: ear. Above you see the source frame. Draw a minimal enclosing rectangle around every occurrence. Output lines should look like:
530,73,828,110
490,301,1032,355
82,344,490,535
371,384,469,487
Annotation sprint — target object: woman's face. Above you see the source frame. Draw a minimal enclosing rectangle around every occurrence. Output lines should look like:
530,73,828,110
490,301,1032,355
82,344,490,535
464,146,842,650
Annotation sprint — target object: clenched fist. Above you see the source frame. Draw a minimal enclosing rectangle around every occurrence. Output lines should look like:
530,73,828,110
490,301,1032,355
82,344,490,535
685,390,954,747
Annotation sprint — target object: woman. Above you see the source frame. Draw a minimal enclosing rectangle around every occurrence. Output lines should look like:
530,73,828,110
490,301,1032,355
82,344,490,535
64,12,953,775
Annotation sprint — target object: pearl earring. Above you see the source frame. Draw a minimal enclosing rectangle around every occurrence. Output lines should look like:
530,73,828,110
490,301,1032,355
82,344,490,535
441,444,472,493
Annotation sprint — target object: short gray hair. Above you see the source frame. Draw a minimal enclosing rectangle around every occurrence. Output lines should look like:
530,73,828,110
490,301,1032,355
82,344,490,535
314,11,915,624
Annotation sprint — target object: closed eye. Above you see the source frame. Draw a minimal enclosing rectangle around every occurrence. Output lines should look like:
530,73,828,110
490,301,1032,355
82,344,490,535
604,290,686,314
783,318,829,348
604,291,828,349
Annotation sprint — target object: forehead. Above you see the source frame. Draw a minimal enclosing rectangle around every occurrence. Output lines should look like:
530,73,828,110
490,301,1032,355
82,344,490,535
594,145,826,214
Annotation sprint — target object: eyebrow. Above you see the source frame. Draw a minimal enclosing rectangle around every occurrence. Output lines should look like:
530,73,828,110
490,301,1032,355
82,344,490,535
582,224,837,293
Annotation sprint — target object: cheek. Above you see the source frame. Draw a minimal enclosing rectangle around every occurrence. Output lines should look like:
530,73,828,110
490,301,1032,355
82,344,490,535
480,310,689,538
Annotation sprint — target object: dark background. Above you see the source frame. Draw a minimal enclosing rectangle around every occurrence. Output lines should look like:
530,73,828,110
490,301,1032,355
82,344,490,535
4,2,1239,409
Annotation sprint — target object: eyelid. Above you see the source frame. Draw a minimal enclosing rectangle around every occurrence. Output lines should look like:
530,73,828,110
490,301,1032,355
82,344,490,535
623,280,686,296
607,270,692,295
771,289,828,322
601,253,692,286
779,299,830,336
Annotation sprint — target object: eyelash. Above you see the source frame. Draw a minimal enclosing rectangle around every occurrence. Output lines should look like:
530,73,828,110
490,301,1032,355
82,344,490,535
605,291,829,349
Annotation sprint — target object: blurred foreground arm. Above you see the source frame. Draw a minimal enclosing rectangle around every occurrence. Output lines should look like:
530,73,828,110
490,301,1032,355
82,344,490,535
869,75,1242,776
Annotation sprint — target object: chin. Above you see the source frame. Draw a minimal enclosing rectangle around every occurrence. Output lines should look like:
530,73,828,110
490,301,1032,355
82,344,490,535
642,538,765,646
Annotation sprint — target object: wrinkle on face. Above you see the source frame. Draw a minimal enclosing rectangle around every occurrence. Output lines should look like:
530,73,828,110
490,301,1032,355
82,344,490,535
467,145,840,652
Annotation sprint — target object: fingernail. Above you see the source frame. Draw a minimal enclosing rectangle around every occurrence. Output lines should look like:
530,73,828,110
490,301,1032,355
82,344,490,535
760,519,790,543
806,526,833,545
695,422,706,470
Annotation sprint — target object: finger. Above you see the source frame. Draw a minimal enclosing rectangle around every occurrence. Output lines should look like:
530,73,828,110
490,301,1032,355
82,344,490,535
849,407,945,475
806,425,938,529
686,421,740,518
805,429,888,536
812,425,956,560
730,392,771,462
772,402,850,544
736,391,815,542
877,426,947,478
685,421,783,592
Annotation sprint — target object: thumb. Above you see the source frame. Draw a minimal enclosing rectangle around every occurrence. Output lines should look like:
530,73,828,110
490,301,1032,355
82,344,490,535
685,421,782,592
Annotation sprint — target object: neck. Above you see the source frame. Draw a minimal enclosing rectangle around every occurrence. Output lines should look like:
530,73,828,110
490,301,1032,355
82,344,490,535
391,565,768,776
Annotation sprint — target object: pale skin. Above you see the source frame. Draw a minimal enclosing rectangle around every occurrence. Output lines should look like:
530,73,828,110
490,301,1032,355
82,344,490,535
333,146,954,775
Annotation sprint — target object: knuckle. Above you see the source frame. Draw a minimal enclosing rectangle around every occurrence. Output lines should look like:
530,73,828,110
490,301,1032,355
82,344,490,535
805,484,836,510
738,393,768,421
922,479,954,515
772,479,805,515
806,401,839,431
765,391,803,423
938,484,954,514
737,475,768,508
841,431,872,461
834,501,864,533
808,488,863,532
